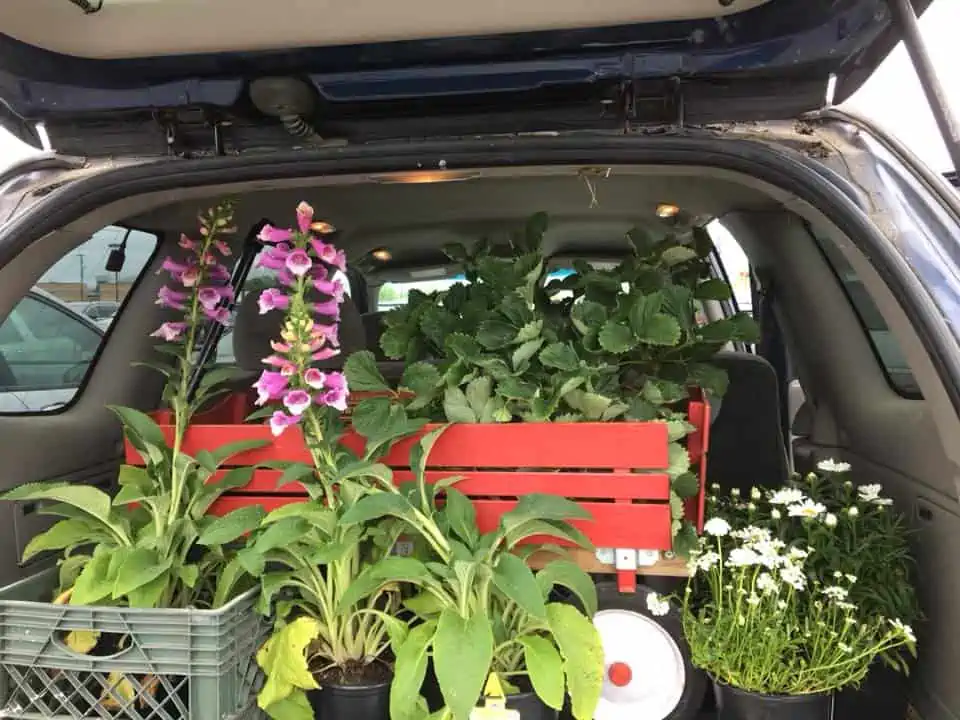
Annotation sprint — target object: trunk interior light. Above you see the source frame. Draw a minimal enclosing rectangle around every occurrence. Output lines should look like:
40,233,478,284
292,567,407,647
656,203,681,219
370,171,482,184
371,248,393,262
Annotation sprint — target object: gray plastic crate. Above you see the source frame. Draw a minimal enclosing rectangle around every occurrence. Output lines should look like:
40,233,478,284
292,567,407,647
0,568,266,720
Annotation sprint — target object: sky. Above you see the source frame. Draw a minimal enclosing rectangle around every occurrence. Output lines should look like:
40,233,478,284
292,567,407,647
0,1,956,174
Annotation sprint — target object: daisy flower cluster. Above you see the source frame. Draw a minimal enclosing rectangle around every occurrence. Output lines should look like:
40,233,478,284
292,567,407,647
251,202,350,437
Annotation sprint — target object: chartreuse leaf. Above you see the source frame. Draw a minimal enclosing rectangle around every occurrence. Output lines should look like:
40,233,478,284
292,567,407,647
198,505,265,546
493,553,546,620
108,405,167,451
22,518,107,562
2,484,128,542
257,617,320,719
111,548,171,600
434,609,494,720
501,495,592,536
535,560,598,616
339,556,435,610
344,350,391,391
519,635,565,710
70,550,115,605
391,620,438,720
546,603,604,720
443,488,478,546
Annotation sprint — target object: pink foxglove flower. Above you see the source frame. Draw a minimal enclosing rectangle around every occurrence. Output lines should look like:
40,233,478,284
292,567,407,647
156,285,188,310
198,286,224,311
285,249,312,277
316,372,349,412
254,370,289,406
258,224,294,244
312,347,339,362
296,201,315,233
180,265,201,287
304,368,326,389
283,389,313,415
314,298,341,321
203,306,231,324
258,288,290,314
151,321,188,341
178,234,196,250
160,257,190,276
314,277,345,302
269,410,301,437
213,239,232,256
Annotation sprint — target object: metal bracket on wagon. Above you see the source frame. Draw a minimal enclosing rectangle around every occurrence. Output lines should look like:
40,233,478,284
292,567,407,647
595,548,661,593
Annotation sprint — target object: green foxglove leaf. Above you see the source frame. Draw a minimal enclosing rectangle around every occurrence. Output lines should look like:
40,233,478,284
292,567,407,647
535,560,598,616
70,550,114,605
257,617,320,715
477,320,518,350
493,553,547,620
391,620,438,720
198,505,265,546
117,465,152,492
444,387,477,423
443,488,478,546
344,350,391,391
539,343,579,372
638,313,682,347
519,636,565,710
501,495,592,536
504,519,593,552
209,438,270,467
597,321,634,353
339,556,436,610
401,362,442,396
178,564,199,589
435,609,494,720
213,556,248,608
112,548,171,600
108,406,167,454
341,492,419,527
22,518,108,563
545,603,604,720
3,483,129,542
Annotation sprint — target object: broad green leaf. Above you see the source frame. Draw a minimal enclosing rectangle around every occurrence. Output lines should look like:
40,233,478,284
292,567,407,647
477,320,518,350
571,301,607,335
264,500,335,532
673,472,700,499
539,343,579,372
263,691,313,720
519,636,565,710
689,363,729,398
344,350,391,391
497,377,537,400
597,321,635,353
504,519,593,551
22,518,106,562
694,278,733,301
117,465,152,491
391,620,438,720
112,548,171,599
198,505,265,546
435,609,494,720
444,387,477,423
339,556,435,610
341,492,418,527
465,376,492,416
208,465,256,492
493,553,546,620
401,362,442,396
627,292,664,336
403,591,447,618
443,488,478,546
639,313,682,347
108,405,167,452
625,397,658,421
564,389,612,421
210,438,270,467
127,571,169,608
3,484,128,542
502,495,592,535
112,483,150,506
660,246,698,266
197,365,248,392
535,560,598,616
446,334,483,363
546,603,604,720
272,463,315,489
250,517,310,555
257,617,320,713
515,320,543,343
730,311,760,342
70,551,114,605
697,318,737,344
178,564,199,589
258,572,297,614
213,556,248,608
667,443,691,479
510,338,543,371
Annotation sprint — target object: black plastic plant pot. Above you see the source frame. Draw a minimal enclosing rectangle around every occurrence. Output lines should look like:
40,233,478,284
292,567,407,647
833,661,911,720
422,665,557,720
307,677,392,720
715,683,833,720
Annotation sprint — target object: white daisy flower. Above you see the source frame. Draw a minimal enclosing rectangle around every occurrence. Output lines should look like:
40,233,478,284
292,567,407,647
824,513,838,528
704,517,731,537
769,488,806,506
818,459,852,473
788,500,827,519
857,484,883,502
728,547,761,567
787,547,809,561
780,565,807,591
646,592,671,617
757,572,779,594
845,574,857,584
693,551,721,573
770,508,782,520
837,601,857,611
750,487,762,501
733,526,771,543
833,570,843,578
889,619,917,644
747,593,761,606
847,506,860,517
731,488,741,498
822,586,849,601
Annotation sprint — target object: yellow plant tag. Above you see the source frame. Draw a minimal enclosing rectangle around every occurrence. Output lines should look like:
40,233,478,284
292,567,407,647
469,674,519,720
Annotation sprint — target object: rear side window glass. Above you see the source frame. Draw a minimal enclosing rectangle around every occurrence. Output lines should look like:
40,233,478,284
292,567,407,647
813,232,921,398
0,226,158,414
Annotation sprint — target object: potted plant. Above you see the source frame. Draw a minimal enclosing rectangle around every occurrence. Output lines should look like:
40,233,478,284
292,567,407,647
707,460,921,720
655,483,918,720
360,211,757,553
0,200,268,719
215,201,421,720
338,427,606,720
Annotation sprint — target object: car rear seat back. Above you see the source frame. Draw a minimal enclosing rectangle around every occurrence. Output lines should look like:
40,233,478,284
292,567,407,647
232,289,367,381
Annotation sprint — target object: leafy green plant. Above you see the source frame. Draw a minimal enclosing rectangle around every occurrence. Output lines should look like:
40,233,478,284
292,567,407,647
1,201,265,615
338,428,605,720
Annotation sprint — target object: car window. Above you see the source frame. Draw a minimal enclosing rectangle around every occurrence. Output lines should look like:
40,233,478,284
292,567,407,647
377,276,464,310
812,231,921,398
0,226,158,413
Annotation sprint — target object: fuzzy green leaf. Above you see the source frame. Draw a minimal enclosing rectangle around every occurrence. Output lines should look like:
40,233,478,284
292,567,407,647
401,362,442,396
493,553,547,620
112,548,171,600
3,483,127,541
22,518,105,562
344,350,391,391
391,620,438,720
198,505,265,546
444,387,477,423
70,551,114,605
694,278,733,301
477,320,518,350
539,343,579,372
435,609,494,720
535,560,598,616
520,636,565,710
546,603,604,720
638,313,682,347
443,488,478,546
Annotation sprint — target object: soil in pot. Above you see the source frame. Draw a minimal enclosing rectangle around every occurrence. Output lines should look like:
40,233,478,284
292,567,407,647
715,682,832,720
833,660,911,720
308,660,392,720
423,666,557,720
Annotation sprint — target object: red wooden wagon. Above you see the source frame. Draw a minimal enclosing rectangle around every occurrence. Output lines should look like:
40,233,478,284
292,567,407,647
128,390,710,592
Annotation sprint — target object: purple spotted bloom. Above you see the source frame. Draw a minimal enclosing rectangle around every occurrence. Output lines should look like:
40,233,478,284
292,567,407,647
269,411,301,437
316,372,349,412
254,370,290,406
285,249,312,277
258,288,290,315
151,321,188,342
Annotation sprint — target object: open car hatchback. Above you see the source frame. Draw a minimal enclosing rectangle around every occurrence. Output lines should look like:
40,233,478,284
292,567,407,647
0,1,956,719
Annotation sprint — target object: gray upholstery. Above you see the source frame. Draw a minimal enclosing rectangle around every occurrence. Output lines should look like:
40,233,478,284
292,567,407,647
232,289,366,372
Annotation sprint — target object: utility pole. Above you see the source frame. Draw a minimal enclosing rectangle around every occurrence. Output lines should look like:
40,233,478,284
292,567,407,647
78,253,85,301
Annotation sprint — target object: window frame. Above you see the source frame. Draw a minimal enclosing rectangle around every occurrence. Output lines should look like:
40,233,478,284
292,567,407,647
0,226,162,416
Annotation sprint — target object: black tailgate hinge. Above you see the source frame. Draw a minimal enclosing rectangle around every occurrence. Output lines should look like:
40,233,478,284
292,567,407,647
619,77,684,133
155,108,227,158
